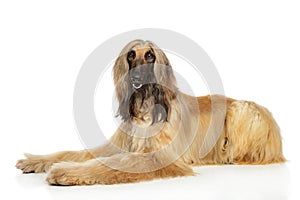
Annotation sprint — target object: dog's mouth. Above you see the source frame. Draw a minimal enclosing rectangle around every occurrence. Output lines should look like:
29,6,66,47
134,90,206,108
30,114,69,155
129,64,155,90
132,83,143,89
130,76,144,89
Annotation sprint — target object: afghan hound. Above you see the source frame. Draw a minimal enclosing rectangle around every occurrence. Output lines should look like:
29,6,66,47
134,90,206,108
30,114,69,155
16,39,285,185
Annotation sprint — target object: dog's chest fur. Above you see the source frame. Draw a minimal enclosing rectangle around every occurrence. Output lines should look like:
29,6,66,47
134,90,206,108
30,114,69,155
124,97,172,152
132,96,155,125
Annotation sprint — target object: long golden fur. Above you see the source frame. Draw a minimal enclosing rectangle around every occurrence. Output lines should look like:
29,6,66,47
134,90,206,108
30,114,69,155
16,40,285,185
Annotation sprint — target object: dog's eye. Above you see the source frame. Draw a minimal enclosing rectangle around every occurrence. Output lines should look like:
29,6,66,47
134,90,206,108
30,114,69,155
145,51,154,61
127,50,136,62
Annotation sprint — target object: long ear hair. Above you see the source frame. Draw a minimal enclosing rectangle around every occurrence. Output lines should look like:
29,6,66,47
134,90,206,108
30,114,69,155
113,40,144,120
147,41,177,90
147,41,178,105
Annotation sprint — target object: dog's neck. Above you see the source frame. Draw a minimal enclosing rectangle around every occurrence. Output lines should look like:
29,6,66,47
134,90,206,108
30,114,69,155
131,95,156,126
128,84,170,125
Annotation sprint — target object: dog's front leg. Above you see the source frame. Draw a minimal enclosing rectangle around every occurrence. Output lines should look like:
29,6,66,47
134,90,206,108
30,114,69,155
15,150,96,173
16,129,124,173
46,153,194,185
15,142,122,174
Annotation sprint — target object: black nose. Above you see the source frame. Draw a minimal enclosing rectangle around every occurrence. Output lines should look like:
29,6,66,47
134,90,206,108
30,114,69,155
130,74,141,83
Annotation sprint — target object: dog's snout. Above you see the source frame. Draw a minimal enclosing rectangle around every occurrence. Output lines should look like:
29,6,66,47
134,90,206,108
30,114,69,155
130,67,143,83
131,74,141,82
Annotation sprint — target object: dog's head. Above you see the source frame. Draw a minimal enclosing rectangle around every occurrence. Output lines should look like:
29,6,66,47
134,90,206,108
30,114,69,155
113,40,177,123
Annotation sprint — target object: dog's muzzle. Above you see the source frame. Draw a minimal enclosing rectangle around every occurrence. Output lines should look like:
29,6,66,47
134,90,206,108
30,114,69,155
130,65,155,89
131,75,143,89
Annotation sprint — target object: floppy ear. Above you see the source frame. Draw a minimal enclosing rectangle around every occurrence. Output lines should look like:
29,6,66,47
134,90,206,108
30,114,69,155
147,42,178,122
113,39,144,104
149,42,177,89
113,54,130,103
113,51,132,121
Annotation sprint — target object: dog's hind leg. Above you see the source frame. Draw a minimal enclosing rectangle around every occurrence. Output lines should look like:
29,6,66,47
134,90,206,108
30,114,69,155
226,101,285,164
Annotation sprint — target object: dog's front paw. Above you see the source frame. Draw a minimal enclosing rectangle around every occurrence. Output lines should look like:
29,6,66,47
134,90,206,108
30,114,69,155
46,162,97,186
46,165,72,186
16,154,53,173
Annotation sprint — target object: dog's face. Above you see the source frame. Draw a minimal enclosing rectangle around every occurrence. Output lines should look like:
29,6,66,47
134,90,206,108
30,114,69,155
127,47,156,89
113,40,178,123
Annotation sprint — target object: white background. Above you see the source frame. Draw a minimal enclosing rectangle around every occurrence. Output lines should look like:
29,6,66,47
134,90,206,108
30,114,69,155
0,0,299,199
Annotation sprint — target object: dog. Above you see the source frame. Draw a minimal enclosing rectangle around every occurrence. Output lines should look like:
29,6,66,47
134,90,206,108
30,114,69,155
16,39,285,185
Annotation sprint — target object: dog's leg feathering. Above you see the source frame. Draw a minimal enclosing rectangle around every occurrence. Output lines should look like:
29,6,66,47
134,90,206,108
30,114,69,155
15,141,122,173
46,153,194,186
16,150,94,173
